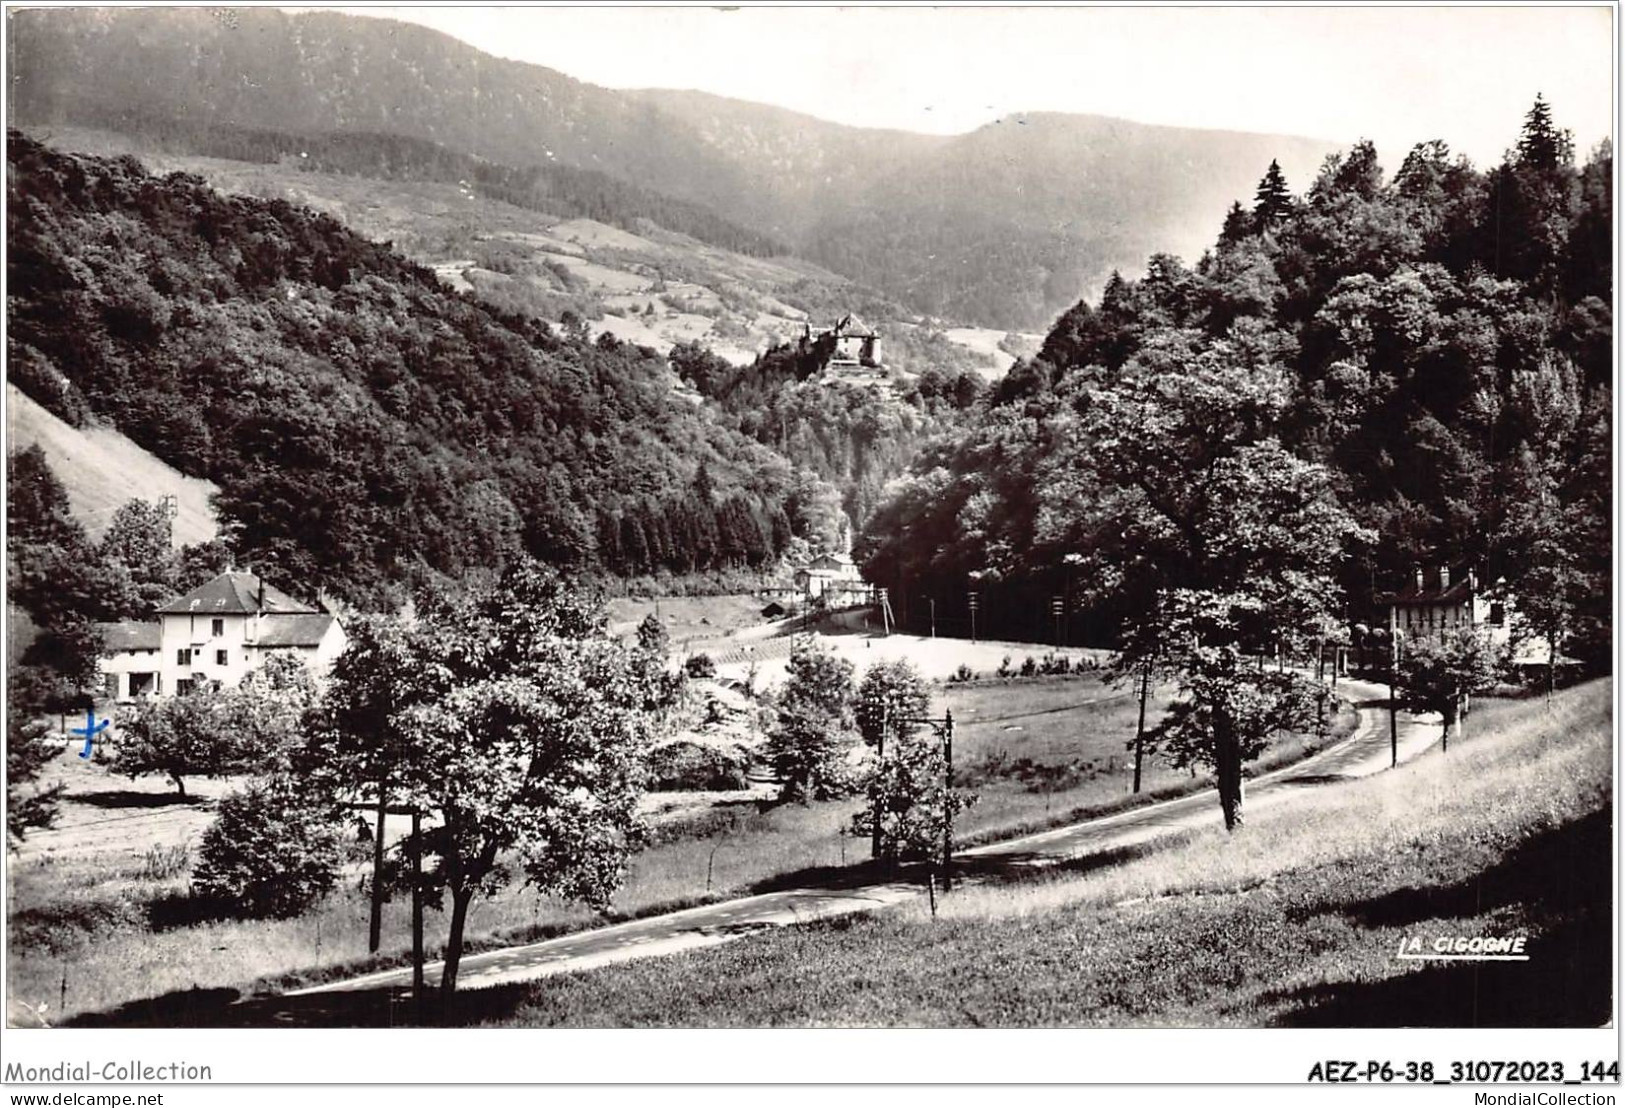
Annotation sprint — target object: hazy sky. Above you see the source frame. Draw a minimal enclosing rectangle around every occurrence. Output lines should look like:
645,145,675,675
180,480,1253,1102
322,5,1615,169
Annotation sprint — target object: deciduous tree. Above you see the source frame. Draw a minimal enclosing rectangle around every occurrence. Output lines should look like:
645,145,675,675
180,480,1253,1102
1395,625,1505,747
764,644,857,802
304,560,668,997
6,665,64,848
105,683,231,797
192,773,348,918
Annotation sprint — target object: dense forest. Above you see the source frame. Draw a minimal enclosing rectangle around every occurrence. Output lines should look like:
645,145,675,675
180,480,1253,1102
6,133,831,608
858,100,1612,667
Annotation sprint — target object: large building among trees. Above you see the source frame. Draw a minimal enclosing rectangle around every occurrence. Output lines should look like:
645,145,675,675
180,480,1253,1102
97,570,346,700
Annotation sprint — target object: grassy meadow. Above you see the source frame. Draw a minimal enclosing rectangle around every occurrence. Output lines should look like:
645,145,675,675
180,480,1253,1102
480,679,1611,1028
10,668,1359,1024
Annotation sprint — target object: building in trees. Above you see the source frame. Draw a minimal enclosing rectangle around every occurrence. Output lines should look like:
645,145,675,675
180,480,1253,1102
793,551,866,601
798,314,884,372
95,570,345,699
94,619,164,701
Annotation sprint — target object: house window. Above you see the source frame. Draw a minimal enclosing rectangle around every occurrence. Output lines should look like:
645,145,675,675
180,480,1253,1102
1490,603,1506,626
216,649,229,667
212,618,225,638
176,679,194,697
176,648,190,665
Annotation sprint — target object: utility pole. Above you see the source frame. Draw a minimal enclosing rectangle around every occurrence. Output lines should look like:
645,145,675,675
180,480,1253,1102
1389,607,1401,767
968,591,978,643
369,784,386,954
1050,595,1063,647
871,699,887,862
1132,663,1150,794
929,598,936,639
941,709,953,891
347,798,426,1019
410,807,424,1024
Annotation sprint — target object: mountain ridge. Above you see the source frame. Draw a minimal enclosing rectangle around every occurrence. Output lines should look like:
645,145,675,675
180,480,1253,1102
8,6,1337,328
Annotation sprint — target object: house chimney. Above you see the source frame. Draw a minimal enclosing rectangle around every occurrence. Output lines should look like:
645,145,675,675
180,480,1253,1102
1414,566,1425,592
1440,565,1451,589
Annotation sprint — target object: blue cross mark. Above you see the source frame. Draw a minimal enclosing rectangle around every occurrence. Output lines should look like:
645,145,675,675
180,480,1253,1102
71,710,110,759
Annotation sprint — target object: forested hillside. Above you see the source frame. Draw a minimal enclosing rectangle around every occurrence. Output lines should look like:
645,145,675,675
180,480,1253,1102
6,133,820,608
858,101,1612,666
671,340,989,534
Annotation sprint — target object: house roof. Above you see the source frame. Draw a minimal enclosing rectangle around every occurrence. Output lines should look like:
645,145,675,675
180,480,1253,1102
832,314,877,338
1380,566,1481,606
1384,580,1475,606
157,572,317,616
96,620,162,652
256,613,338,648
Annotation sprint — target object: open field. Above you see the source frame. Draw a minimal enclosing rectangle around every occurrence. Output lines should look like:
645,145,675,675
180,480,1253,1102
475,680,1611,1027
6,758,852,1024
944,676,1355,843
6,383,220,546
938,326,1043,377
9,657,1352,1024
604,593,781,647
713,627,1111,689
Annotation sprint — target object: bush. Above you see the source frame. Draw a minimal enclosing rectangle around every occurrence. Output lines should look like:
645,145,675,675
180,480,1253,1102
685,653,718,679
646,740,752,791
636,612,670,656
1019,656,1039,678
949,663,977,683
191,775,347,919
1040,653,1072,676
996,655,1013,678
133,842,191,882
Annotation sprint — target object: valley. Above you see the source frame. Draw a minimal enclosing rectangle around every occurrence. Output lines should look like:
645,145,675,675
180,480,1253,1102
3,6,1612,1051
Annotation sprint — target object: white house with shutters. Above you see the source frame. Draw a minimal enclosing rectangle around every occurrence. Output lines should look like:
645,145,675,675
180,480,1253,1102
97,570,346,701
1379,564,1552,670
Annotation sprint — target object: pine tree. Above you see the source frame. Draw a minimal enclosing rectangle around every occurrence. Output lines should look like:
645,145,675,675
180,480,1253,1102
1218,201,1255,246
1253,159,1293,228
1516,94,1573,170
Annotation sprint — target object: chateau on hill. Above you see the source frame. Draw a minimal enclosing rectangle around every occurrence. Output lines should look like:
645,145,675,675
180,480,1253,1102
798,314,883,371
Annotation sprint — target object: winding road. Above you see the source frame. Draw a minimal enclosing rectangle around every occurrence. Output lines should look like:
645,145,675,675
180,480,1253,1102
290,676,1443,998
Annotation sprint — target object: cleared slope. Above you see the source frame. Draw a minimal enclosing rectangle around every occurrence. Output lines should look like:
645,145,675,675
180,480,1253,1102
6,383,219,546
487,680,1611,1027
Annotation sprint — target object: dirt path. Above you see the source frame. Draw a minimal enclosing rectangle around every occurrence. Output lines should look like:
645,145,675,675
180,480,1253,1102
290,677,1441,999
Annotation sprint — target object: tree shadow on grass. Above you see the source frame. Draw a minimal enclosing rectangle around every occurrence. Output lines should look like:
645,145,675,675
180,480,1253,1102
1264,808,1614,1027
66,789,202,809
1265,912,1611,1027
144,890,238,932
66,981,545,1029
1286,807,1613,932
